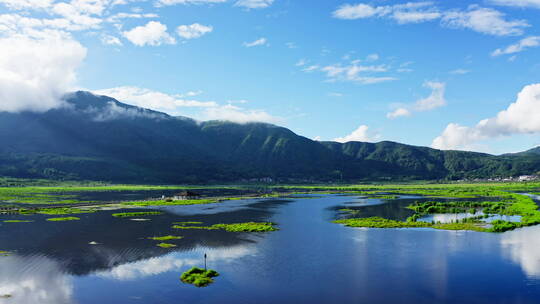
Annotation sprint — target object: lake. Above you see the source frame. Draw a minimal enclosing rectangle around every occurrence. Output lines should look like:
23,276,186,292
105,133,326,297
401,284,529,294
1,194,540,303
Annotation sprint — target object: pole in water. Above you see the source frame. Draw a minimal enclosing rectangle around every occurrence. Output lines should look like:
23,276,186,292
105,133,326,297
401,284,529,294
204,253,207,270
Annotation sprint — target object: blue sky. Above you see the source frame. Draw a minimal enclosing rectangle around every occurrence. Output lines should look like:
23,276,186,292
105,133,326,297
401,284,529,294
1,0,540,154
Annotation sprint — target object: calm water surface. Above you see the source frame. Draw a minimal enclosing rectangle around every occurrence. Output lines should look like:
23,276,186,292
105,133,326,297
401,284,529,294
1,194,540,303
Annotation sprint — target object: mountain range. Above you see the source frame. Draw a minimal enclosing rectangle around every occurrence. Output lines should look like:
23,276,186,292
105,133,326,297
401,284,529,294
1,91,539,183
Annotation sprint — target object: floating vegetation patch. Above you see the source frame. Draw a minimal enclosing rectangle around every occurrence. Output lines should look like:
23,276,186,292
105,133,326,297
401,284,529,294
172,221,278,232
156,242,177,248
173,221,204,225
172,224,218,230
122,199,218,207
212,222,278,232
0,250,10,256
33,207,97,215
46,217,80,221
112,212,163,218
339,208,360,215
3,220,34,223
181,267,220,287
148,235,183,241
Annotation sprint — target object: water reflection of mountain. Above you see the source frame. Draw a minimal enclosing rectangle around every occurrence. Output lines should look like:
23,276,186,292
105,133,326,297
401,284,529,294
0,198,290,276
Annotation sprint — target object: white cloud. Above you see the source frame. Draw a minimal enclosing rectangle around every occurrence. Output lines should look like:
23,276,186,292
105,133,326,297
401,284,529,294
319,62,396,84
93,86,217,114
285,42,297,49
235,0,273,9
176,23,212,39
442,6,529,36
122,21,176,46
243,37,267,47
432,83,540,150
201,104,281,124
100,34,122,45
489,0,540,8
334,3,529,36
0,0,53,10
106,12,159,23
366,53,379,61
414,81,446,110
386,107,411,119
332,2,441,24
333,125,379,143
449,68,470,74
386,81,446,119
491,36,540,56
155,0,225,6
0,31,86,113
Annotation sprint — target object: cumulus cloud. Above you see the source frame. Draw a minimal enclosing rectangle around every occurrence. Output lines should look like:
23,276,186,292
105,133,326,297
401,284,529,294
122,21,176,46
93,86,217,114
333,125,380,143
0,31,86,113
243,37,267,47
235,0,273,9
386,107,411,119
432,83,540,150
333,3,529,36
176,23,212,39
386,81,446,119
491,36,540,57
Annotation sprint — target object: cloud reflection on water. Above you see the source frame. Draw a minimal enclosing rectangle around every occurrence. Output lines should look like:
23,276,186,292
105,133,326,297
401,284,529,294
0,255,73,304
501,225,540,278
94,244,257,281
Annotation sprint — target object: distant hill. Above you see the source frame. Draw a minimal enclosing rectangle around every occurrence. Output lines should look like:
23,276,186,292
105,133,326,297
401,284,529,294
0,91,539,183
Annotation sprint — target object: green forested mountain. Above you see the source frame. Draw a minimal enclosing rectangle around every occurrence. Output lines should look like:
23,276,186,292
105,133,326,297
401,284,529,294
0,91,539,183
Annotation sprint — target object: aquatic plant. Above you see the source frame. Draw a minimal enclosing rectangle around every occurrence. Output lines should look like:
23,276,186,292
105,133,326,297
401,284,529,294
156,242,177,248
148,235,183,241
122,199,218,207
334,217,432,229
46,217,80,221
172,222,278,232
180,267,220,287
212,222,278,232
112,211,163,218
0,251,10,256
3,220,34,223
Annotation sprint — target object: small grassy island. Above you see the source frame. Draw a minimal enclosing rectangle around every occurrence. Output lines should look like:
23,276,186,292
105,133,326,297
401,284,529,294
147,235,183,241
172,221,278,232
181,267,220,287
46,217,80,221
156,242,177,248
